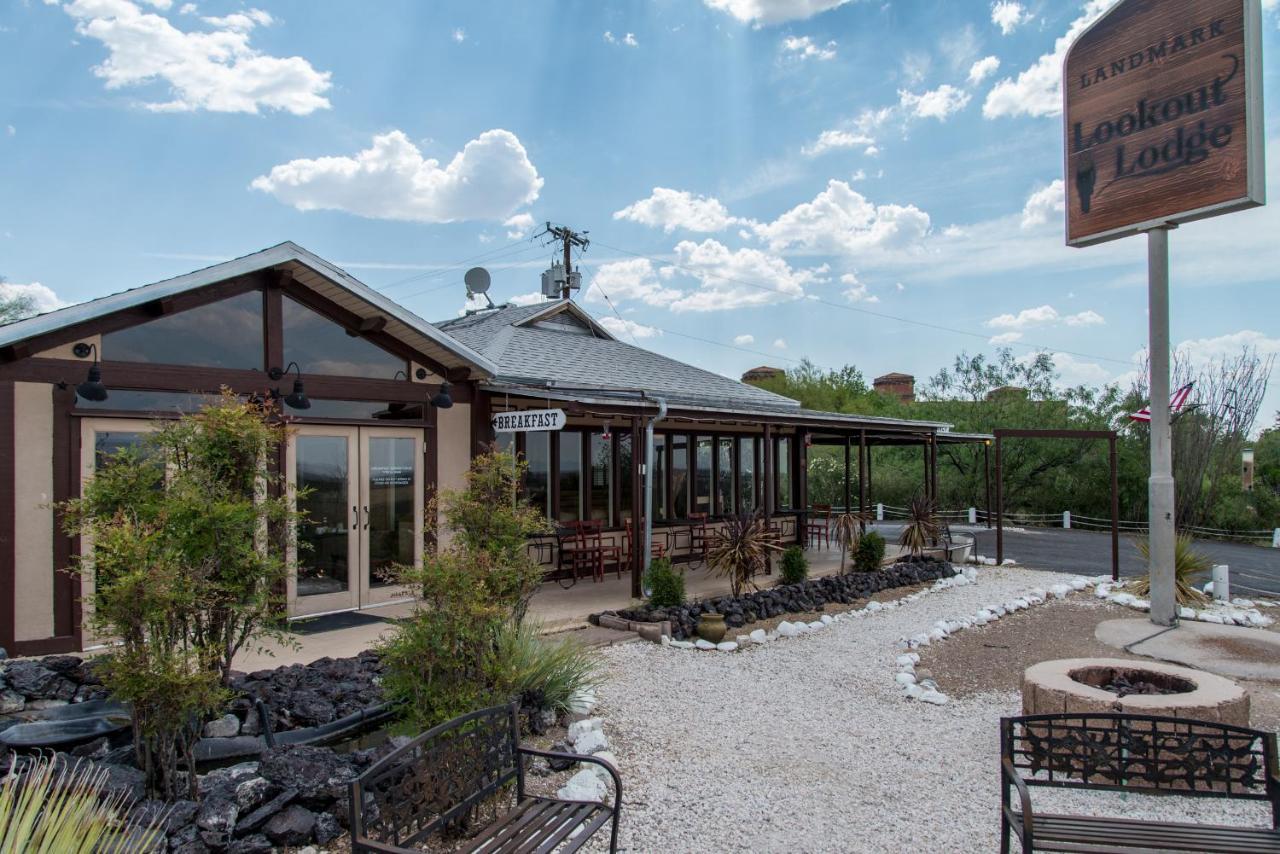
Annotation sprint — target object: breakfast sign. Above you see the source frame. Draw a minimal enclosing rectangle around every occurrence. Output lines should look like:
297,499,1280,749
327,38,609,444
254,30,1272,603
1064,0,1264,246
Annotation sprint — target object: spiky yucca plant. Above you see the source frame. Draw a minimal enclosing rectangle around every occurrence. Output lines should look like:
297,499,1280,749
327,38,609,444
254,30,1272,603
832,510,869,575
1128,534,1211,606
898,495,941,557
708,511,782,597
0,755,165,854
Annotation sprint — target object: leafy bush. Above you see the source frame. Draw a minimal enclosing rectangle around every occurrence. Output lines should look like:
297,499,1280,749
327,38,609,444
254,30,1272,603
0,754,164,853
489,621,601,719
645,558,685,608
780,546,808,585
853,531,887,572
61,392,293,799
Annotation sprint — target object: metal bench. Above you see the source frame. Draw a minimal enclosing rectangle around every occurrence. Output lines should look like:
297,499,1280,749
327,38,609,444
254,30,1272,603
350,702,621,853
1001,713,1280,853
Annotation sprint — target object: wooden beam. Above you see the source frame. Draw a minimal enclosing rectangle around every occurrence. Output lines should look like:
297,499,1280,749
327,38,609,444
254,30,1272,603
0,381,14,653
143,297,175,317
356,316,387,334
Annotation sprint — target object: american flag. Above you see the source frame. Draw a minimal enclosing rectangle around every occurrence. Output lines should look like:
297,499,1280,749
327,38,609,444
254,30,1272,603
1129,383,1194,423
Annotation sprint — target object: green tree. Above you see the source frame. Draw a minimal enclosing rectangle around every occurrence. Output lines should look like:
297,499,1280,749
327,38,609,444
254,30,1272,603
0,277,37,325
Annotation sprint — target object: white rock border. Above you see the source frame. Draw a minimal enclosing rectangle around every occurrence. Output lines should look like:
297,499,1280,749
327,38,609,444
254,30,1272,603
556,691,623,806
1092,580,1275,628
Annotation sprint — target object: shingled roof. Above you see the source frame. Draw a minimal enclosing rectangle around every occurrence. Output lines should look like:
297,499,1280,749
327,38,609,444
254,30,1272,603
437,300,802,410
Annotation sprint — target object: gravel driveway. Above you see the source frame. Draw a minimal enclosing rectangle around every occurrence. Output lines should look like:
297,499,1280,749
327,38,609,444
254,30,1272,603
592,566,1274,853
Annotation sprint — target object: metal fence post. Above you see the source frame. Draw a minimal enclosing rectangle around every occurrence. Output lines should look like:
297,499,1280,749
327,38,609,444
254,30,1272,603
968,507,976,525
876,502,884,521
1063,510,1071,529
1273,528,1279,548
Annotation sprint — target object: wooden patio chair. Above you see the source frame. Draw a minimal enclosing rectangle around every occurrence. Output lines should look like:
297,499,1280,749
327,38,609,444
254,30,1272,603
623,517,668,567
577,519,623,581
806,504,832,550
687,512,711,568
555,525,596,587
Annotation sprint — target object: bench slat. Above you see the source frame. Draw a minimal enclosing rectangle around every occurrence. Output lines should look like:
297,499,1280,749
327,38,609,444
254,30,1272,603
530,802,611,854
465,798,610,854
469,799,549,854
1010,812,1280,853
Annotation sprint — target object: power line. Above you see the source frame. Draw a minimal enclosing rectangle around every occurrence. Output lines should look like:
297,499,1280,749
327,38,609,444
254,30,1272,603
589,238,1136,370
372,237,539,293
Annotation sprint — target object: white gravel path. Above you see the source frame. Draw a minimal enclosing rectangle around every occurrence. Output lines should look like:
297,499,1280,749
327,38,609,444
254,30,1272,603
590,566,1274,853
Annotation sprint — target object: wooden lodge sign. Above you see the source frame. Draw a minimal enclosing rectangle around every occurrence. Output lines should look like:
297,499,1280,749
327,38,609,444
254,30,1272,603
492,408,566,433
1064,0,1265,246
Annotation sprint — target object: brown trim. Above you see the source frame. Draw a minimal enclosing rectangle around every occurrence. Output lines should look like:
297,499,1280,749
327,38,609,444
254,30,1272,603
629,418,642,598
470,391,492,457
10,636,82,656
1,276,263,361
424,403,439,551
264,286,283,373
51,384,76,639
0,381,14,653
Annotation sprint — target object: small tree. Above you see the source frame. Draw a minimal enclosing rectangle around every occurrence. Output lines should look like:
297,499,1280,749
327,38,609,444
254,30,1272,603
62,392,295,798
707,511,781,597
898,494,940,557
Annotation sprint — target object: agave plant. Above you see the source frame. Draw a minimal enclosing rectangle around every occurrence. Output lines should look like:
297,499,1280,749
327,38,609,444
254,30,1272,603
1128,534,1211,607
898,494,941,558
0,754,165,853
832,510,870,575
708,511,783,597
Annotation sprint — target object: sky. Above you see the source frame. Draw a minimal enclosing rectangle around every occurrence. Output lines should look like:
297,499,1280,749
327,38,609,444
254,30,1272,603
2,0,1279,425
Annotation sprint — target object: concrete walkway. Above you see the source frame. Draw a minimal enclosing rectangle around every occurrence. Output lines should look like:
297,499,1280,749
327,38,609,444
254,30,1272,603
1095,618,1280,681
235,543,866,671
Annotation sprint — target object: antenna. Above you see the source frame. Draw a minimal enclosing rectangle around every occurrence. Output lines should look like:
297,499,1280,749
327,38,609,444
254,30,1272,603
536,223,589,300
464,267,495,312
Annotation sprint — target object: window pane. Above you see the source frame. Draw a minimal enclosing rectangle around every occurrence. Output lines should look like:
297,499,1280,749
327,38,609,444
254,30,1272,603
524,432,550,517
717,438,735,516
283,296,406,379
76,390,227,413
495,432,515,455
651,435,666,520
618,433,633,521
102,290,263,370
297,399,425,421
670,435,689,520
558,432,582,522
295,435,350,597
778,437,792,511
739,437,756,512
367,436,416,588
589,433,612,525
93,431,146,470
694,436,712,515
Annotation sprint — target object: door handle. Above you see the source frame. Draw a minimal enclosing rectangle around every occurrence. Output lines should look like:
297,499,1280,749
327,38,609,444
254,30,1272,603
352,505,359,529
363,505,370,530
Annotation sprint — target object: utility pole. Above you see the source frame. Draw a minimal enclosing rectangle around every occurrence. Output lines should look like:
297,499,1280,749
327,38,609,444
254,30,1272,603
538,223,589,300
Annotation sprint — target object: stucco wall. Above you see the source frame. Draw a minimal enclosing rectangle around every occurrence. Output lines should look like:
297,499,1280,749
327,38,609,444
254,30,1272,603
434,402,472,547
12,382,54,642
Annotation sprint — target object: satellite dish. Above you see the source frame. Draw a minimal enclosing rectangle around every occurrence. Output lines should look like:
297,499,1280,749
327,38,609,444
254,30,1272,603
464,267,491,296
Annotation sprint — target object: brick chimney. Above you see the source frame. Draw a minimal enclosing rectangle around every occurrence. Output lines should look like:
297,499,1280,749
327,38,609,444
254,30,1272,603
873,372,915,403
742,365,785,384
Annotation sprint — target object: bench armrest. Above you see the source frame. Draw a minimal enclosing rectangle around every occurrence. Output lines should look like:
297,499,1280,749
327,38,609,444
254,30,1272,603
1002,757,1035,852
519,747,624,809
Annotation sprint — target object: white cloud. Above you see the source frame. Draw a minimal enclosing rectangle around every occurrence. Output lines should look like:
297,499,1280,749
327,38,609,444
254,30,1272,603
967,55,1000,85
702,0,853,25
613,188,738,233
503,212,535,239
4,125,13,137
780,34,836,61
850,169,867,181
898,84,971,120
752,179,931,255
1020,179,1065,229
840,272,879,303
802,128,874,157
900,51,931,86
986,304,1059,329
585,258,682,307
734,333,755,346
177,3,196,14
599,316,660,339
603,30,638,47
56,0,331,114
1064,309,1105,327
773,338,788,349
452,27,465,43
1043,352,1113,386
508,292,545,307
990,1,1032,35
1175,330,1280,364
669,239,827,312
984,0,1119,119
251,129,543,223
0,281,67,314
989,332,1024,345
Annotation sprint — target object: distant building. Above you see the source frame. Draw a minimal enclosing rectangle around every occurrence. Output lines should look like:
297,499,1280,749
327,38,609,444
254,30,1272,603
1242,448,1255,491
873,372,915,403
742,365,785,384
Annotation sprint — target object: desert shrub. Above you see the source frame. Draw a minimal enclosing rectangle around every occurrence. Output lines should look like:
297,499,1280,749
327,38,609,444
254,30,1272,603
0,754,165,853
898,494,940,557
709,511,782,597
645,558,685,608
61,392,293,799
1129,534,1211,606
488,621,602,719
780,546,808,585
853,531,887,572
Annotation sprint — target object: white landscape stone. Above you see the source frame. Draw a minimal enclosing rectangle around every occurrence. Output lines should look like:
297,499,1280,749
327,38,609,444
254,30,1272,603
777,621,802,638
820,615,834,626
716,641,739,652
918,689,949,705
588,751,618,782
694,639,716,650
895,672,917,686
896,653,919,667
558,769,607,803
749,629,768,643
670,640,695,650
572,728,609,756
807,621,826,631
567,718,602,743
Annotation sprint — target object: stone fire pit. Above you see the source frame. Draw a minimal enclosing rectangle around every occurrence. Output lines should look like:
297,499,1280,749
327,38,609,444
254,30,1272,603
1022,658,1249,725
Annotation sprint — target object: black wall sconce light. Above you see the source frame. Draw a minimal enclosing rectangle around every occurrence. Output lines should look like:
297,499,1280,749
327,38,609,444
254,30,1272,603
71,342,108,402
268,362,311,410
430,381,453,409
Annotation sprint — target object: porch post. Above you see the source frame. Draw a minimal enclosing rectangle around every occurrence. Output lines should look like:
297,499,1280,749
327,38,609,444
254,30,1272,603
795,429,807,546
930,437,939,504
995,434,1005,566
630,417,643,599
762,424,774,519
921,440,929,499
983,441,992,528
858,429,867,517
842,436,851,513
865,437,872,512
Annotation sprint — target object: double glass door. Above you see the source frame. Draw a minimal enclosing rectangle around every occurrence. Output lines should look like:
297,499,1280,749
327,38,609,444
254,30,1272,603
288,426,422,617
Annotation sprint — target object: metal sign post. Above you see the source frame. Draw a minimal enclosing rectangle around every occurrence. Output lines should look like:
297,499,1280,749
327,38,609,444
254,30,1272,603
1064,0,1265,627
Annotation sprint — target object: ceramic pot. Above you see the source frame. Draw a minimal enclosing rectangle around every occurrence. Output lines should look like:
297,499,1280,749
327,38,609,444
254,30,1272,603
697,612,727,643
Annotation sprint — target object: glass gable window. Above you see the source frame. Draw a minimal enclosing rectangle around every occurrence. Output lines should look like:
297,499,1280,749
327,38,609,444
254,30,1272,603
102,290,263,370
589,433,612,524
717,438,735,516
739,437,756,512
558,432,582,522
694,436,713,516
670,435,689,520
282,296,406,379
777,437,792,510
524,432,550,517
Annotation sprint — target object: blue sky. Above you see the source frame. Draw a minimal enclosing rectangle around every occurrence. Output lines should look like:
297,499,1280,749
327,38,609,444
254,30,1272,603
2,0,1279,421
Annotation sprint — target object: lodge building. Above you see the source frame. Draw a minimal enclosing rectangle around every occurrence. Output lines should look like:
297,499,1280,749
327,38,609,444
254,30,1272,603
0,243,980,656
